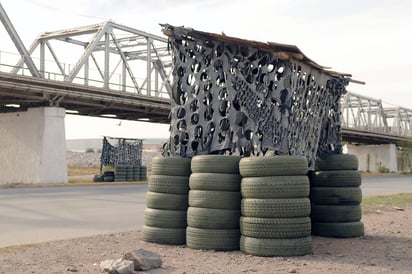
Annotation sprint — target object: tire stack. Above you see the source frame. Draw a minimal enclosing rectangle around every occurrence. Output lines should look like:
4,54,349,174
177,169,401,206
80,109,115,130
115,165,127,182
310,154,364,238
186,155,242,251
132,165,141,181
142,156,191,245
140,165,147,181
103,171,115,182
126,166,134,181
239,156,312,257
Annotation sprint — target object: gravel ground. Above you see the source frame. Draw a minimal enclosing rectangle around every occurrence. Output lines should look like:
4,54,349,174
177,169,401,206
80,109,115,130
1,207,411,274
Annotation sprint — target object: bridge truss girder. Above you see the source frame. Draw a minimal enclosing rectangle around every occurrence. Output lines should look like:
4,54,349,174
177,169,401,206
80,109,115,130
341,92,412,138
10,21,172,97
0,2,40,77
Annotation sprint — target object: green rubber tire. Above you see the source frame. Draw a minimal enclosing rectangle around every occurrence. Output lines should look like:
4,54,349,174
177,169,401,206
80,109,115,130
239,156,308,177
311,204,362,222
186,227,240,251
189,190,241,210
144,208,187,228
187,207,240,229
312,221,365,238
148,175,189,195
189,173,241,191
142,225,185,245
151,156,192,176
241,198,310,218
146,192,188,210
310,187,362,205
240,236,312,257
241,176,309,198
191,155,241,174
315,154,358,171
309,170,362,187
240,217,311,238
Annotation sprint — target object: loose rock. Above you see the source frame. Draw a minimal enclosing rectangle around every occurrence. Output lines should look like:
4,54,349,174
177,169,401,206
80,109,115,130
124,249,162,271
112,258,135,274
100,260,115,273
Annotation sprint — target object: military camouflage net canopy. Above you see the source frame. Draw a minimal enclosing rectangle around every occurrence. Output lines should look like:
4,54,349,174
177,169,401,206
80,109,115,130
100,136,143,168
161,24,352,168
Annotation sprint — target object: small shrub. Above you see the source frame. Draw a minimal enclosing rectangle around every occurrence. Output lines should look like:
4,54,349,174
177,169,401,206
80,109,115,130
86,148,95,153
378,165,389,173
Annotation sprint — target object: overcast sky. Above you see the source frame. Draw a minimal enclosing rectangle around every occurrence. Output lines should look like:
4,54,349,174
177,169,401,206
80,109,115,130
1,0,411,139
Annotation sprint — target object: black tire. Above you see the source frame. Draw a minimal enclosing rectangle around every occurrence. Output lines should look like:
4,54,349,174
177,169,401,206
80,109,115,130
148,175,189,195
126,166,134,181
191,155,241,174
312,221,364,238
142,225,185,245
240,217,311,239
187,207,240,229
189,190,241,210
115,166,127,181
311,204,362,222
189,173,241,191
310,187,362,205
115,165,128,173
103,176,114,182
144,208,187,228
241,198,310,218
186,227,240,251
309,170,361,187
239,156,308,177
241,176,309,198
140,166,147,181
240,236,312,257
151,157,191,176
146,192,188,210
93,174,104,182
132,166,141,181
315,154,358,171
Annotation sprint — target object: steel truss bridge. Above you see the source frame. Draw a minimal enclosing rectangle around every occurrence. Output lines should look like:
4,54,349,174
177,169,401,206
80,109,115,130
0,3,411,144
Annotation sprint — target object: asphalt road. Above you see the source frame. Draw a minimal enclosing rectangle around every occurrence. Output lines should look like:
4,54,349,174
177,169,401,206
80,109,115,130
0,175,411,248
0,184,147,248
361,175,412,197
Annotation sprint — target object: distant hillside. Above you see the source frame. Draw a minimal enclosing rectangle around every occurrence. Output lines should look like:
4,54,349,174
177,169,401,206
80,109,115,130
66,138,167,151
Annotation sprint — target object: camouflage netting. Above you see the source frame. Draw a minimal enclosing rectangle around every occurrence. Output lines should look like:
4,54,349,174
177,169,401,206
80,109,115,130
161,25,350,168
100,136,143,167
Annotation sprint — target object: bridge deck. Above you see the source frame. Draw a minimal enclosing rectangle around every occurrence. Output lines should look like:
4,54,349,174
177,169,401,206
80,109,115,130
0,71,170,123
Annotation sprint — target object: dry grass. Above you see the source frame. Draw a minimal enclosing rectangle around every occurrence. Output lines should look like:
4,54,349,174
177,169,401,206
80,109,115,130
362,193,412,213
67,166,100,176
0,243,38,253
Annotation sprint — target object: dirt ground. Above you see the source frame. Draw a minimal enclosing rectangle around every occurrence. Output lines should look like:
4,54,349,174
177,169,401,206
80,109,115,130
1,207,411,274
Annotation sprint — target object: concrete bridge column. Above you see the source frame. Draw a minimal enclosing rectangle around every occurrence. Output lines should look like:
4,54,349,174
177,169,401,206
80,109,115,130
345,144,398,173
0,107,67,184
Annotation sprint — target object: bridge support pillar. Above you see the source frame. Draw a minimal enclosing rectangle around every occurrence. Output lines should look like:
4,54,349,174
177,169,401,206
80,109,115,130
0,107,67,184
345,144,398,173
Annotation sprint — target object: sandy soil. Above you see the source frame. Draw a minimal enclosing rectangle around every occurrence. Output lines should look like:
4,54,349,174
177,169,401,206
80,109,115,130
1,207,411,274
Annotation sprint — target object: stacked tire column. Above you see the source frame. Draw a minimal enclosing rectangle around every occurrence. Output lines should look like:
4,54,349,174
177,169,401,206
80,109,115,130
310,154,364,238
187,155,242,251
239,156,312,256
115,165,127,182
142,156,191,245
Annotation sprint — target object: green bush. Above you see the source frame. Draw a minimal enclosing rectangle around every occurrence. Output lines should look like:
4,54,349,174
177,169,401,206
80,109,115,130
378,165,389,173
